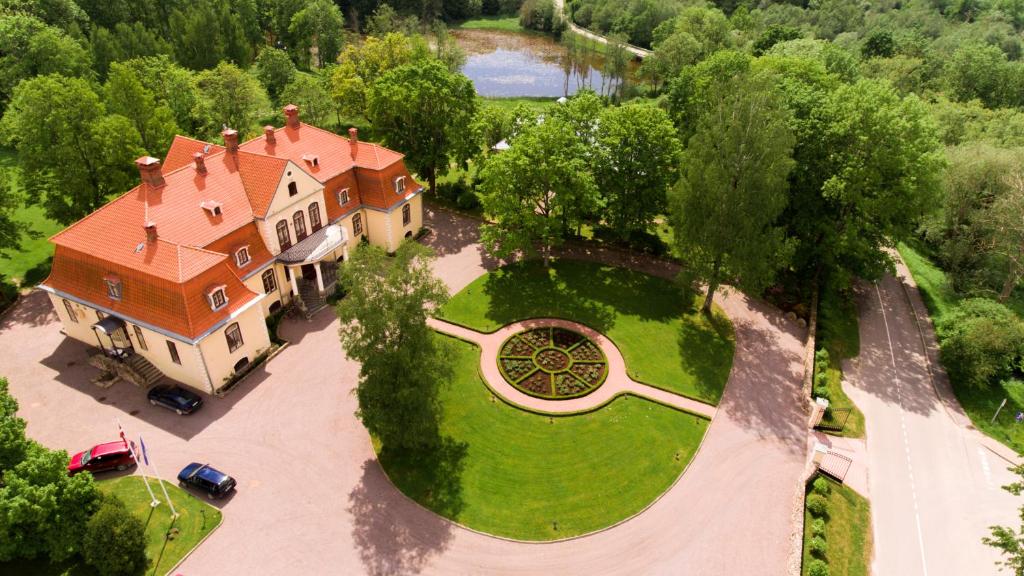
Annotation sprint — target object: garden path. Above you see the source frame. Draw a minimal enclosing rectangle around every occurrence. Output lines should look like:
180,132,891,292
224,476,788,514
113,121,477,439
428,316,717,418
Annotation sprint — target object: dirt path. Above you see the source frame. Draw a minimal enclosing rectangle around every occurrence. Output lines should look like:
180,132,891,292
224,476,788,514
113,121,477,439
552,0,651,59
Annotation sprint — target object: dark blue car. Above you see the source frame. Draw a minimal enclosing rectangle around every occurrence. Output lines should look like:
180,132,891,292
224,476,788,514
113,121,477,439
147,384,203,415
178,463,236,499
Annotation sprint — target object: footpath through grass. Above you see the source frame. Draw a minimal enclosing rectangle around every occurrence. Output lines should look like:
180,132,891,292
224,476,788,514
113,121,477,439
802,477,872,576
898,242,1024,454
0,475,221,576
815,278,865,438
380,336,709,540
437,259,735,404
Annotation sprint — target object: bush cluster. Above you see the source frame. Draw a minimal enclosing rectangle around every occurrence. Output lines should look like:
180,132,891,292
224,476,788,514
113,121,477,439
937,298,1024,390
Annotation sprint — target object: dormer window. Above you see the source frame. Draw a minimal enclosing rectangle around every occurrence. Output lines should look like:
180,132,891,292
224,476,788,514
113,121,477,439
302,154,319,167
288,181,298,197
104,275,122,301
394,176,406,195
201,200,223,217
235,246,250,267
207,286,228,311
337,188,350,206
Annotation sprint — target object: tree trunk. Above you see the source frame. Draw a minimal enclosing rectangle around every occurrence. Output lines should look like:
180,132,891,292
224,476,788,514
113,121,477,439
1000,263,1020,302
428,167,436,196
702,258,721,315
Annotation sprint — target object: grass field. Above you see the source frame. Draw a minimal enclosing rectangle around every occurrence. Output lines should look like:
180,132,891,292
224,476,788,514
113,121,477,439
0,475,221,576
457,16,523,32
802,477,872,576
816,278,865,438
380,335,709,540
0,147,60,286
898,242,1024,454
437,259,735,404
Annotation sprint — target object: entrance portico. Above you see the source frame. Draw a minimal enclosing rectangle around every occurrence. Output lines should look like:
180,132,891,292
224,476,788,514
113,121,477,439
277,223,349,299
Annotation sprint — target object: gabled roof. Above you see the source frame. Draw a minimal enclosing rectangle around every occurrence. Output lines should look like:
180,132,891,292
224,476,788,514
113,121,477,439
163,135,225,172
237,121,404,183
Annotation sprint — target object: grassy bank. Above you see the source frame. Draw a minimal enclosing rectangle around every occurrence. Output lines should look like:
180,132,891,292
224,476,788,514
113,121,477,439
438,259,735,404
381,336,709,540
815,278,865,438
898,241,1024,454
802,477,872,576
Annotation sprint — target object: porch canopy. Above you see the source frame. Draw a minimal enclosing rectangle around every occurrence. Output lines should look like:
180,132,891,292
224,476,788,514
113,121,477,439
92,315,126,335
278,224,347,264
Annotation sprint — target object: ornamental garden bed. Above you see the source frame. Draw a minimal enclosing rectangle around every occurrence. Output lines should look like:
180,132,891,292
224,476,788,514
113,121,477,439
498,326,608,399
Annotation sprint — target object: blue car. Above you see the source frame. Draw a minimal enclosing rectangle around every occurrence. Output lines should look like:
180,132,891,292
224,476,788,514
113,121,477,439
178,463,236,499
147,384,203,415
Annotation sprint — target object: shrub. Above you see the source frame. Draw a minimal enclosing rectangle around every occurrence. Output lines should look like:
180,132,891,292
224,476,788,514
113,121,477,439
809,535,828,557
814,348,831,368
83,496,148,576
937,298,1024,389
812,476,831,496
813,384,830,399
806,493,829,517
810,518,826,538
807,558,830,576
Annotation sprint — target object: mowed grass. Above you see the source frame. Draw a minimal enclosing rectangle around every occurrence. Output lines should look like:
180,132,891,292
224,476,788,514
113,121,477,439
437,259,735,404
0,147,60,286
0,476,221,576
898,242,1024,454
802,477,872,576
816,278,865,438
457,16,523,32
380,336,709,540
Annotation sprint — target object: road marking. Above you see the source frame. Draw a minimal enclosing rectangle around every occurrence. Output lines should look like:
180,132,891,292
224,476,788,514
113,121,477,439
979,447,994,489
875,282,930,576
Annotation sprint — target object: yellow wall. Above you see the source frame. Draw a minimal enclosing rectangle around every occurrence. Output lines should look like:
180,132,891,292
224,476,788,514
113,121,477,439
197,302,271,393
244,263,291,315
363,195,421,252
257,160,325,255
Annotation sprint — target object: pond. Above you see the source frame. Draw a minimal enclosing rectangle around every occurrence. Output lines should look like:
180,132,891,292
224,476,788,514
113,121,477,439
452,29,636,98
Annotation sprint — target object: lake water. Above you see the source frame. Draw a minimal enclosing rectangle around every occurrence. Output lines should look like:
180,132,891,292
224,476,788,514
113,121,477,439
453,29,630,98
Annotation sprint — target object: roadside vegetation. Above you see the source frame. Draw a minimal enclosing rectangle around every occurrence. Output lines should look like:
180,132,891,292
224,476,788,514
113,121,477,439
813,278,865,438
802,476,872,576
438,259,735,404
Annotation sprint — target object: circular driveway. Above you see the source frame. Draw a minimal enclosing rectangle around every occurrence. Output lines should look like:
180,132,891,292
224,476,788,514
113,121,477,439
0,207,808,575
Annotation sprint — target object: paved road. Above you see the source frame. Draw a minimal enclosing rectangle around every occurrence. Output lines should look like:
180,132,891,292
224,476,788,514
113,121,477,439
844,268,1020,575
0,206,807,575
552,0,651,59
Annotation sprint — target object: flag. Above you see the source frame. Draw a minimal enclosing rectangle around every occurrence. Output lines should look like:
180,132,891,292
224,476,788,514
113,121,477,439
139,435,150,466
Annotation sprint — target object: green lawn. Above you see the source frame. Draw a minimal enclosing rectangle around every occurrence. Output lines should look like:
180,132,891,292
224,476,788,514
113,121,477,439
0,147,60,286
437,260,735,404
802,477,872,576
0,476,221,576
816,278,865,438
479,95,559,114
457,16,523,32
898,242,1024,454
380,336,709,540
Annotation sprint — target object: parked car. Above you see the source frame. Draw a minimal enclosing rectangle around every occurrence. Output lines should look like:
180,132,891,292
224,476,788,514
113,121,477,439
148,384,203,415
67,441,136,475
178,463,236,499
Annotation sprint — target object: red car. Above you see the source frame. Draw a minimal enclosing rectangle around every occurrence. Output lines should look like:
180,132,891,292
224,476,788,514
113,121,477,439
67,441,136,475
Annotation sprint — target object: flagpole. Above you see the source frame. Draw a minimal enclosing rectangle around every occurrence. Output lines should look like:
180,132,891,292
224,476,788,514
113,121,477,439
115,418,159,508
140,436,177,518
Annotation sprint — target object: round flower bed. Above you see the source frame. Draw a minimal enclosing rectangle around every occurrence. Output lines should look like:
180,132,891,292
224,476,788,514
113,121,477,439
498,327,608,399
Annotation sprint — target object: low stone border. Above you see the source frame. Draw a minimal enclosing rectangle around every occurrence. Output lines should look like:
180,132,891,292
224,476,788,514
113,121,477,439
161,504,225,576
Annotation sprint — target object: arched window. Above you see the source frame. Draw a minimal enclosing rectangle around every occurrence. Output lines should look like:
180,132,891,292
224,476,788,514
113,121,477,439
276,220,291,250
293,210,307,240
309,202,321,232
287,181,298,197
261,269,277,293
402,204,411,226
225,322,244,352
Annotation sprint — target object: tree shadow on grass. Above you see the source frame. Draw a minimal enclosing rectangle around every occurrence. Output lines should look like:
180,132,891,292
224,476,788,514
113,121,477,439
349,437,468,576
677,308,736,404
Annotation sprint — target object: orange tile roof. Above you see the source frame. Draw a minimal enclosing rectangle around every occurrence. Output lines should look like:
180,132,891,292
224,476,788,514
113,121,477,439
238,121,404,183
203,223,274,277
163,135,225,172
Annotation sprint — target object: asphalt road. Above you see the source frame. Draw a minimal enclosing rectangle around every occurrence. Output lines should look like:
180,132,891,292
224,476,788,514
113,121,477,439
845,271,1020,575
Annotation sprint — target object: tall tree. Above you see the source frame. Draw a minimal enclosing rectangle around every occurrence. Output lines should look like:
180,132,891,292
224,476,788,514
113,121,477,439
280,72,333,126
255,47,297,101
0,14,92,110
335,241,451,452
194,61,271,138
104,62,179,157
669,73,795,313
982,168,1024,301
289,0,347,68
329,32,428,119
0,377,28,475
0,75,144,224
366,59,477,193
595,104,682,242
984,463,1024,574
478,118,600,266
119,56,200,135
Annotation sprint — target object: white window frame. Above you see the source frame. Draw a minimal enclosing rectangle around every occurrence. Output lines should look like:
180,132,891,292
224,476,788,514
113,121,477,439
225,322,244,353
337,188,350,206
261,268,277,294
207,286,229,311
394,176,406,195
352,213,363,236
235,246,251,267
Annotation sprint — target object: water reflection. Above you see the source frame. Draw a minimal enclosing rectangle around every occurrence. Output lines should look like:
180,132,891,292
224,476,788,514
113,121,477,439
453,29,630,98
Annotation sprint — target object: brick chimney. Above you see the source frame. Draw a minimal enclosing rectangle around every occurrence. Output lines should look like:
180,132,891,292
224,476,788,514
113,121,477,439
284,104,299,129
222,128,239,153
193,152,207,174
135,156,165,188
264,125,276,145
348,127,358,160
144,221,158,243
